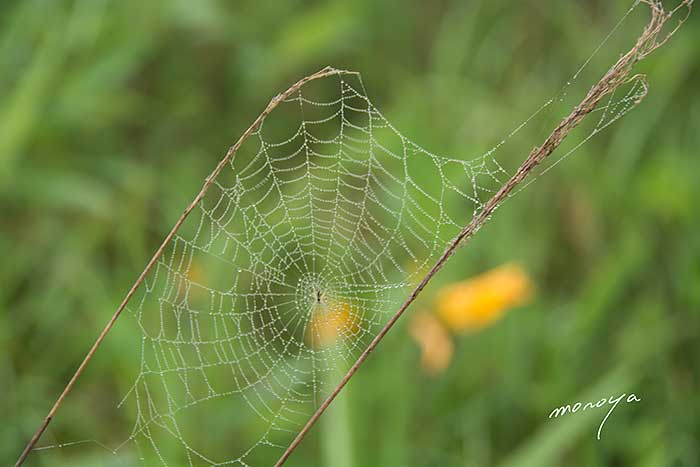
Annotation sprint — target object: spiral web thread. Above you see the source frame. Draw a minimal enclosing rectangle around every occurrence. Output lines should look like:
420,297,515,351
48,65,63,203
32,3,657,465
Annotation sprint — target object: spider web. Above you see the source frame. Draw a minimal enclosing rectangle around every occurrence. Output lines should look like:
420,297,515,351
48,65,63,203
122,73,516,465
34,3,653,466
109,72,643,466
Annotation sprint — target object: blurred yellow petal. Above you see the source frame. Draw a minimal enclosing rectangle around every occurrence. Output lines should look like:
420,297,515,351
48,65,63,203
177,259,207,301
305,300,361,349
437,263,533,333
187,259,205,284
409,311,454,375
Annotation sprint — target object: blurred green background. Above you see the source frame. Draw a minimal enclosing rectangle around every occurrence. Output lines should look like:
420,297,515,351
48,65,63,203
2,0,699,466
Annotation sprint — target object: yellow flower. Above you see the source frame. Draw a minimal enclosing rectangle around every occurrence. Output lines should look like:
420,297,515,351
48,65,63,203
305,300,361,349
436,263,533,333
409,311,454,375
175,258,207,302
186,259,205,285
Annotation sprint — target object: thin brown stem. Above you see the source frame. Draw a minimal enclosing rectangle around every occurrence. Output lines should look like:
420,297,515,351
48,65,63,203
14,65,351,467
273,1,691,466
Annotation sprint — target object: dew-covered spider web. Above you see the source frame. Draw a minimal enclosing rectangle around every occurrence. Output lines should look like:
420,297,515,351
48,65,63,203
115,75,644,466
121,72,522,465
33,2,662,466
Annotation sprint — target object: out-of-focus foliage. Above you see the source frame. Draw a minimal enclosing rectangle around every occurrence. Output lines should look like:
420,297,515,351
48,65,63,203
2,0,698,466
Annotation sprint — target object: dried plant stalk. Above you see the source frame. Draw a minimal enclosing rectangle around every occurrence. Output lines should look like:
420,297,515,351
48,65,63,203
15,1,691,466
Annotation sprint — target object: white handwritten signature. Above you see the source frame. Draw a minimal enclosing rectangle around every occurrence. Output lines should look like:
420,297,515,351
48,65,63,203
548,393,641,439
